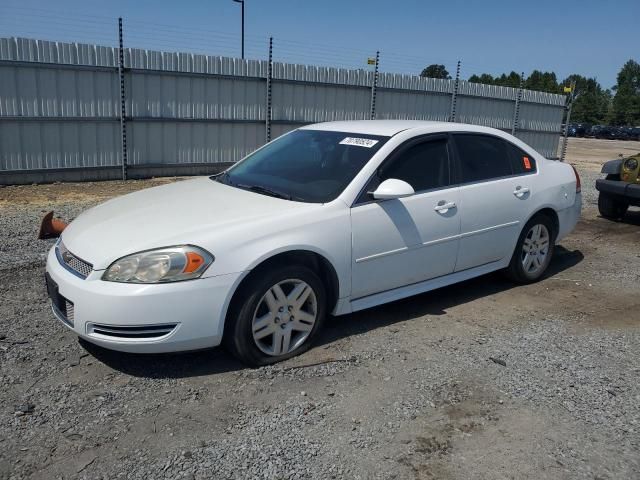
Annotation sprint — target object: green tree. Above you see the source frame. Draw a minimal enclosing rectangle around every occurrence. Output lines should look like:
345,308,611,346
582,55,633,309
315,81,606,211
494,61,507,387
494,71,522,88
462,62,638,125
420,64,450,79
561,74,611,124
468,73,495,84
611,59,640,126
525,70,559,93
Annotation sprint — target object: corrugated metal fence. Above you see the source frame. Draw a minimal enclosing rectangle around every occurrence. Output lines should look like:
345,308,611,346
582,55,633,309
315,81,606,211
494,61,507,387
0,37,566,184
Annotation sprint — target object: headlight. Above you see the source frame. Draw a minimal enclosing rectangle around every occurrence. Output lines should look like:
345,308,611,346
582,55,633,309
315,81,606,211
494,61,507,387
102,246,214,283
623,158,638,171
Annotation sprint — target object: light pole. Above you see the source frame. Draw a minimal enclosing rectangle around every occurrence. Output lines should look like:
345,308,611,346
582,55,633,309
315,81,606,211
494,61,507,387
232,0,245,59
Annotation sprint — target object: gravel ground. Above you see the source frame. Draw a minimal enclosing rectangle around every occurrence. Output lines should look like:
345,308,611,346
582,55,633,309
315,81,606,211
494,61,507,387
1,139,639,479
0,178,181,271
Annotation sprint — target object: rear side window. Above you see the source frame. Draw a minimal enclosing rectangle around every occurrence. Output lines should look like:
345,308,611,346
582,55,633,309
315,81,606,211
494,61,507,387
379,139,450,192
454,134,512,183
505,142,537,174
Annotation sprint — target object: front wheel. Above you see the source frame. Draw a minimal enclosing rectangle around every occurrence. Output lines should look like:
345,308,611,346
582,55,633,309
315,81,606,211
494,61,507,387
224,265,327,367
598,193,628,220
504,214,555,283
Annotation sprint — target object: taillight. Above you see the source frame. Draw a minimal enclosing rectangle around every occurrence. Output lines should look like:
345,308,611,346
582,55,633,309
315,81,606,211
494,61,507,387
570,164,581,193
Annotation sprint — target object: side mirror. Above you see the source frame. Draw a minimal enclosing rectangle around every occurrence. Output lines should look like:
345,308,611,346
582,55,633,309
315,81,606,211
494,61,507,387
371,178,415,200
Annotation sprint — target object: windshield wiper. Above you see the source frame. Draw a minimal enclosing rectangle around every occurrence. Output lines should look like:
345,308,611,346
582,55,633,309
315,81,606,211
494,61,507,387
213,171,233,185
237,183,293,200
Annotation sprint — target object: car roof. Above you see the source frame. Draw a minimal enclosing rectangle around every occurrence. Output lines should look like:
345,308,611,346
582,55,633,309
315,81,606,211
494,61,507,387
299,120,508,137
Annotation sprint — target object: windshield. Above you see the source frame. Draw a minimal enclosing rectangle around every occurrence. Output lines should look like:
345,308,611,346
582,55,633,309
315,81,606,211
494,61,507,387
214,129,389,203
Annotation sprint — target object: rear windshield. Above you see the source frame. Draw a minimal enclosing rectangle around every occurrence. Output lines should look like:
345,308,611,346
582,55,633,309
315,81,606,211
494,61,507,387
215,129,389,203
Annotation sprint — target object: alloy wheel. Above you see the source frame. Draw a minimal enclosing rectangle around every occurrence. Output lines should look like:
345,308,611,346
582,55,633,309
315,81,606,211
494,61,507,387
251,279,318,356
521,223,550,275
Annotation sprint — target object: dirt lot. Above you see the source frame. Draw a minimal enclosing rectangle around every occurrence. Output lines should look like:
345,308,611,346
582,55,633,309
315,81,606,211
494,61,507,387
561,137,640,174
1,138,639,480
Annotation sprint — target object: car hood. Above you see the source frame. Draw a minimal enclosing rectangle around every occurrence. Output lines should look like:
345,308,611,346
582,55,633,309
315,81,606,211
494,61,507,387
61,177,313,270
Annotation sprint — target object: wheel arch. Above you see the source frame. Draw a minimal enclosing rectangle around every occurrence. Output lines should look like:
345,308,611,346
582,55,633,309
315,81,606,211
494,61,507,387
221,249,341,340
524,207,560,239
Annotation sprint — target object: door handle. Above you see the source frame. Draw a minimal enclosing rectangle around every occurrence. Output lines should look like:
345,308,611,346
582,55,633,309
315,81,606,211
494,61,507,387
513,186,530,197
434,201,457,213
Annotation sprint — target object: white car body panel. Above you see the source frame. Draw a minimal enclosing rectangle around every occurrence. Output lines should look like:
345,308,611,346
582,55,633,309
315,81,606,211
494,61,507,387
351,187,461,298
46,247,243,352
64,177,315,271
46,120,582,353
350,258,506,313
455,176,529,271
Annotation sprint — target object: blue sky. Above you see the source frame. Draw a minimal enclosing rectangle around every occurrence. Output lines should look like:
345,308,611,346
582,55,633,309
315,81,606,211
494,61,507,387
1,0,637,89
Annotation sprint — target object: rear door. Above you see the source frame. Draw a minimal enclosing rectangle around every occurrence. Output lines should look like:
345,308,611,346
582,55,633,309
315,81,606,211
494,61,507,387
452,134,538,271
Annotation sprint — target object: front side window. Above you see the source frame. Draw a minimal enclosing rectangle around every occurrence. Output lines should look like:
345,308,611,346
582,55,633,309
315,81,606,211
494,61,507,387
454,134,512,183
379,138,450,192
215,130,389,203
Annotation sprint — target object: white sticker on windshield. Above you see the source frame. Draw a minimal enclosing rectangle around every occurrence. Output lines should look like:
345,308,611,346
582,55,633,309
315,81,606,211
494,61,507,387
339,137,379,148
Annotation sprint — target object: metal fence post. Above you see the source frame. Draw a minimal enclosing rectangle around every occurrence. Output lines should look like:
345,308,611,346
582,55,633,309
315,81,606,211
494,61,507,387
560,80,576,162
369,51,379,120
117,17,128,180
265,36,273,143
511,72,524,136
449,60,461,122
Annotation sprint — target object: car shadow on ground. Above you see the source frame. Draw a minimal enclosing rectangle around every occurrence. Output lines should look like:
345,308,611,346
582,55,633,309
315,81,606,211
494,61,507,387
595,209,640,226
82,246,584,379
316,245,584,347
79,338,246,378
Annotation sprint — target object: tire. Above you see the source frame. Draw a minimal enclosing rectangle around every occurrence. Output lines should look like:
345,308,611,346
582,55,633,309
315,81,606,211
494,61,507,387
598,194,628,219
598,176,628,219
224,264,327,367
504,214,556,284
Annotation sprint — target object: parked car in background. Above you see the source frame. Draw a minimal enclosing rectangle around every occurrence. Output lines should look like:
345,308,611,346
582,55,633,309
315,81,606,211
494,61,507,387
586,125,640,141
614,127,630,141
45,121,582,366
588,125,605,138
596,126,618,140
623,127,640,141
614,127,639,141
596,153,640,219
567,124,590,137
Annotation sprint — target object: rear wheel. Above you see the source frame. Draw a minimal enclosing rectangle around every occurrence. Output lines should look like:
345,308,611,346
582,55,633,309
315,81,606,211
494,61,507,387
224,265,326,367
505,214,555,284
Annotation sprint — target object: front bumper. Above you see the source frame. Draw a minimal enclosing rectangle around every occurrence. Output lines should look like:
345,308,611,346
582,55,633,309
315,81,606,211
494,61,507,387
45,247,244,353
595,179,640,206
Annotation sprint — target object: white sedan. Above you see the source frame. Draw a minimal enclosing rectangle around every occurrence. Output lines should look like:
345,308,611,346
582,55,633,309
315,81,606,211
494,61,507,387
45,121,582,365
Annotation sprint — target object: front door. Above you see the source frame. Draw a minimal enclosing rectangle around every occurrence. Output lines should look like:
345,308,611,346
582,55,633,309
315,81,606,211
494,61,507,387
350,135,461,299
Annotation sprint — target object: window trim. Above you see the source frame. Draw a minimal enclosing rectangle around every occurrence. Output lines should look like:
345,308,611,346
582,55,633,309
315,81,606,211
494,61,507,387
504,140,538,177
352,133,452,207
449,132,538,187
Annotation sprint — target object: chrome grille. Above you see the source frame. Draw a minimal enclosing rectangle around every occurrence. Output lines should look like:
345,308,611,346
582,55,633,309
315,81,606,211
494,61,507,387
86,323,178,340
56,242,93,279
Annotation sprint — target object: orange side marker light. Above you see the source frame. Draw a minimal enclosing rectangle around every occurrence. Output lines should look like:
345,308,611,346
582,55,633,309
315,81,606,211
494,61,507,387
184,252,205,273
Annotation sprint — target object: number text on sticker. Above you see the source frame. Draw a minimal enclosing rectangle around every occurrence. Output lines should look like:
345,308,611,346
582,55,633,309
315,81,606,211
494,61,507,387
339,137,379,148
